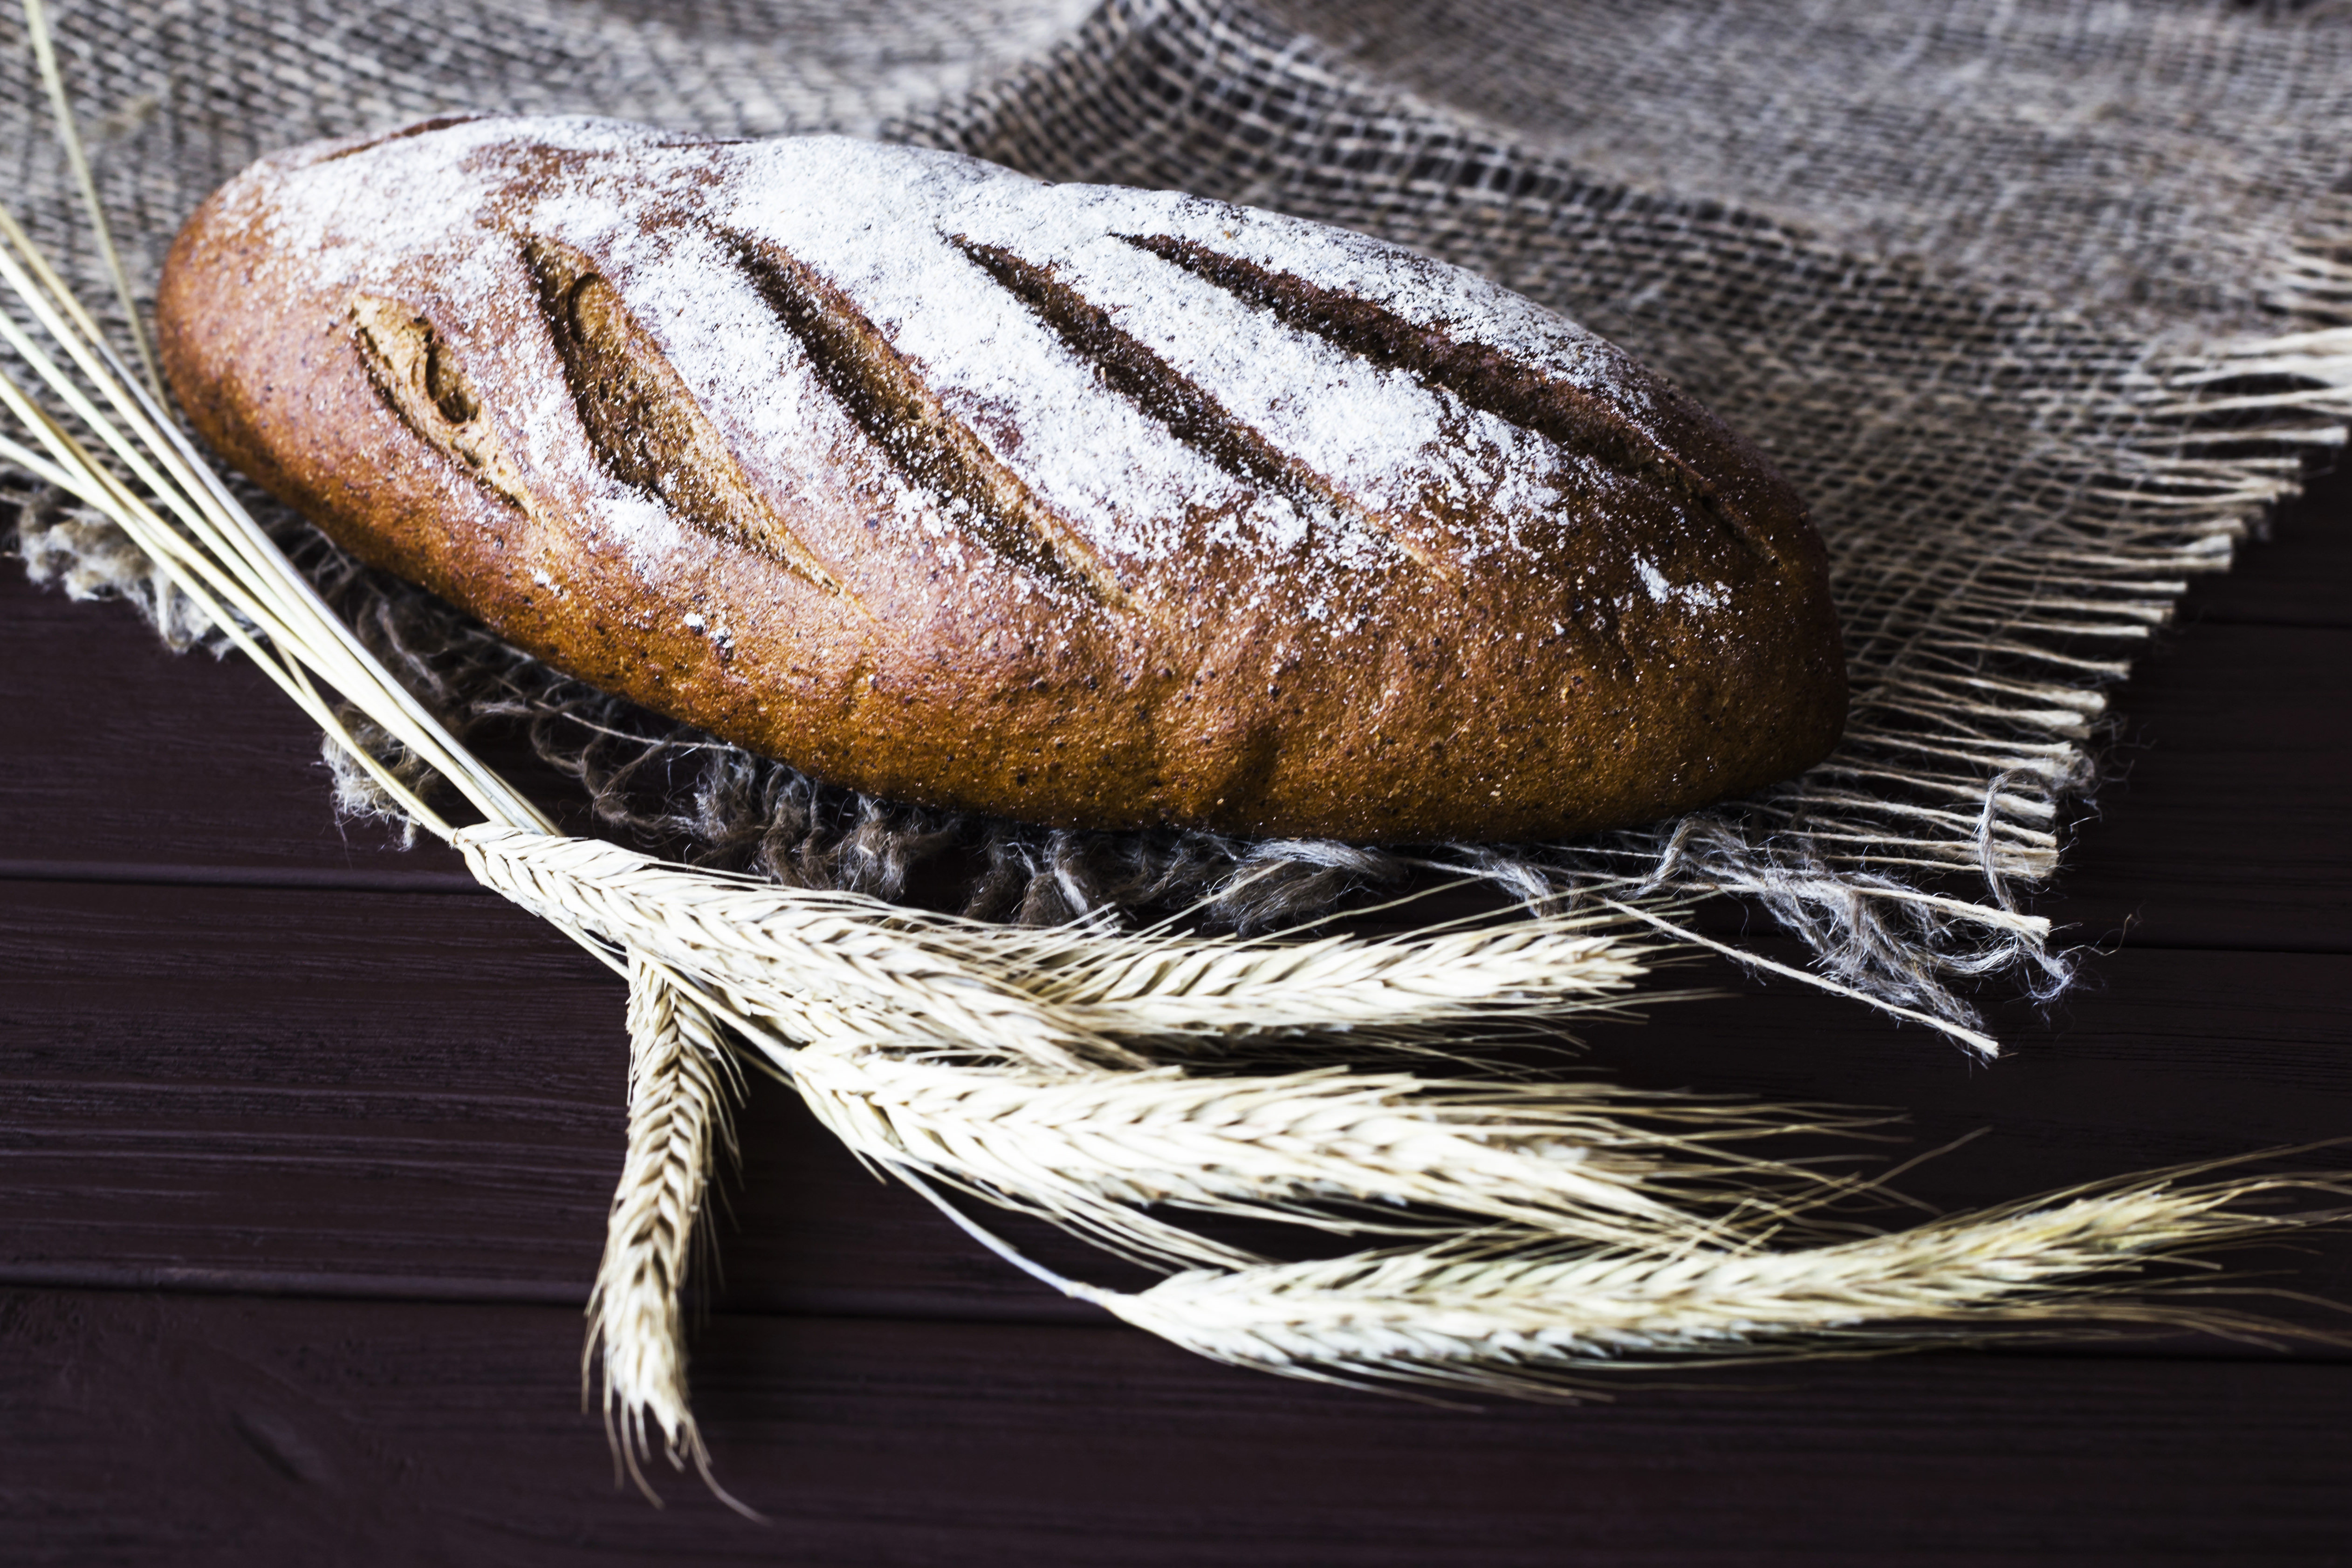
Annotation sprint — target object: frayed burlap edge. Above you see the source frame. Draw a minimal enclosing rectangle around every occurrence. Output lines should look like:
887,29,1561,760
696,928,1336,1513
7,0,2350,1052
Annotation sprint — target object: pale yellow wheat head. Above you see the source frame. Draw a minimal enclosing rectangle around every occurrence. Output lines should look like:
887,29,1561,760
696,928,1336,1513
0,30,2342,1513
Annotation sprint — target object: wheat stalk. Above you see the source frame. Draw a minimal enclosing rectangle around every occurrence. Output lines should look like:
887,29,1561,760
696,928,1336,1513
586,955,754,1515
1091,1177,2352,1392
784,1043,1881,1267
3,16,2343,1506
454,824,1663,1070
466,830,1852,1267
465,831,1880,1270
939,903,1658,1041
0,203,548,840
459,825,1137,1071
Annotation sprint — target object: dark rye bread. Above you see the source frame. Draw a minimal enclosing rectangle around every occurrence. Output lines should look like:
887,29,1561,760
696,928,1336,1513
155,115,1846,842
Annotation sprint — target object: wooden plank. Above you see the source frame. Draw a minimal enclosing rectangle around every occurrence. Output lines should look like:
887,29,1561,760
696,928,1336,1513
0,573,473,884
2189,458,2352,630
6,877,2345,1323
3,1287,2348,1566
0,875,1103,1319
2035,621,2352,952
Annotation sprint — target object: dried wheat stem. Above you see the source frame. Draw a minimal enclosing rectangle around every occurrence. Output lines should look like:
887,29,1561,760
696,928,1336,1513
7,42,2344,1465
786,1044,1878,1267
1596,897,2002,1058
456,825,1657,1070
459,825,1135,1072
585,954,754,1516
1001,916,1653,1043
22,0,162,400
1098,1177,2352,1390
0,199,550,837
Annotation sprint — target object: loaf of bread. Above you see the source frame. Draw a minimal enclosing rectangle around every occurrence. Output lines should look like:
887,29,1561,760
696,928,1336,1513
156,116,1845,842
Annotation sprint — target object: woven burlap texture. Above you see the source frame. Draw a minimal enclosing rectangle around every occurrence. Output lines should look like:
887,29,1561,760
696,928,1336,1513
7,0,2349,1042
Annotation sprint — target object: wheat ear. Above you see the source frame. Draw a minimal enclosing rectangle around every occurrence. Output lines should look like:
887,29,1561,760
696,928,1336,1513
6,36,2345,1497
785,1045,1882,1267
934,909,1659,1044
456,825,1658,1065
1091,1177,2352,1393
585,956,756,1515
469,829,1874,1268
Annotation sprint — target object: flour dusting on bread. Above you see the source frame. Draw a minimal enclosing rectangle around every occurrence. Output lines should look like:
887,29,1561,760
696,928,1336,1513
158,116,1845,841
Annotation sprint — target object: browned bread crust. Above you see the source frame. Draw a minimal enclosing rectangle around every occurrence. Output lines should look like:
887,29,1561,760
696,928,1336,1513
156,116,1845,842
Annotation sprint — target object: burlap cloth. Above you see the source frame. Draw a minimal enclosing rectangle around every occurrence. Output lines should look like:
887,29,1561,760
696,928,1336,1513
6,0,2348,1041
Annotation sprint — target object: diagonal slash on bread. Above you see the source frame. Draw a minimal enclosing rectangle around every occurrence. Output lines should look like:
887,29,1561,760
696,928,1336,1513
157,116,1845,841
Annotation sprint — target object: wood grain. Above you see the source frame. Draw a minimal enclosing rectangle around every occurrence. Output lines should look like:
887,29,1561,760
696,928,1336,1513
4,878,2347,1321
0,577,473,885
0,448,2345,1559
5,1289,2350,1567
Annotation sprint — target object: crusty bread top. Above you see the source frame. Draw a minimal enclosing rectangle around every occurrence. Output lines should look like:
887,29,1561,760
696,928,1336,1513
158,116,1846,841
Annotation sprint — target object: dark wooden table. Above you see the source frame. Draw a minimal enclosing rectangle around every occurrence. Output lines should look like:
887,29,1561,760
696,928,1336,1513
5,461,2349,1565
